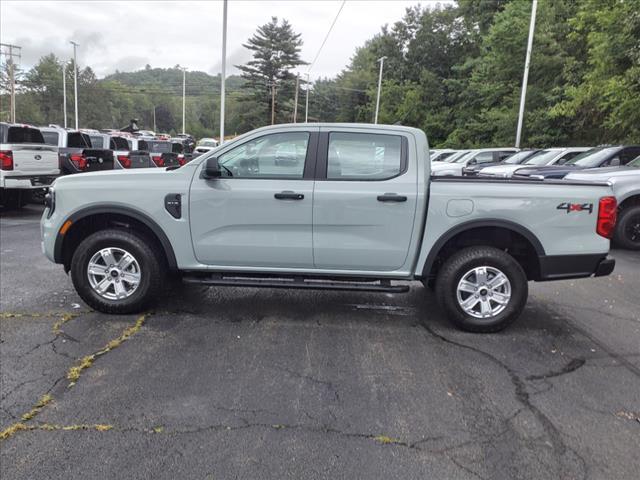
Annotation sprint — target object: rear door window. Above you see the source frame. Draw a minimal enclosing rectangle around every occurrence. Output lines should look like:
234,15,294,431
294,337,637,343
7,127,45,144
326,132,403,180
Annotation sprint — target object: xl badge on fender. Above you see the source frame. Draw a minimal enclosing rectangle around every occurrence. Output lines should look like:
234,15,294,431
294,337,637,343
557,202,594,214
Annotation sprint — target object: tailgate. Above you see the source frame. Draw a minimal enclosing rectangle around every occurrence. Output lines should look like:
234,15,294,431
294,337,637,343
10,144,59,175
82,149,114,171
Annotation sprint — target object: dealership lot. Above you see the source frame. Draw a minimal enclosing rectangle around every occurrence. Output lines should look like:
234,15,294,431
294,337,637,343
1,205,639,479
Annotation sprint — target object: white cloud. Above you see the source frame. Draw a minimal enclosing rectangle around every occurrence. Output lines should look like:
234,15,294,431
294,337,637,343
0,0,432,79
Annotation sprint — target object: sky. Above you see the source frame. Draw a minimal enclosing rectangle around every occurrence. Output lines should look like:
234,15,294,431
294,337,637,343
0,0,436,80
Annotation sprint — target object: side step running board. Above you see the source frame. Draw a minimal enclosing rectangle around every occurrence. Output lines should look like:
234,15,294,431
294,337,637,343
182,274,410,293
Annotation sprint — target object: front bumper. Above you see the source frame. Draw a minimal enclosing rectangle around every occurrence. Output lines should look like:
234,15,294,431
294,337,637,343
537,254,615,281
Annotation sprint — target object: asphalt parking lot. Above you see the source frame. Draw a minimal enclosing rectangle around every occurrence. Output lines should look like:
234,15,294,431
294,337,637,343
1,205,639,479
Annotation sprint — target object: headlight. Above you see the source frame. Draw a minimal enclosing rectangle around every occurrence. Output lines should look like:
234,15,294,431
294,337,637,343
44,187,55,218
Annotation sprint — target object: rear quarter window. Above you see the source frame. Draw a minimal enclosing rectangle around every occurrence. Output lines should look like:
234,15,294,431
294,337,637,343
7,127,45,144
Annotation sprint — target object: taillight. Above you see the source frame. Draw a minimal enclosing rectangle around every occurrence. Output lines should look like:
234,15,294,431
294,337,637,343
117,155,131,168
178,154,185,166
0,150,13,170
596,196,617,239
152,155,165,167
69,153,88,170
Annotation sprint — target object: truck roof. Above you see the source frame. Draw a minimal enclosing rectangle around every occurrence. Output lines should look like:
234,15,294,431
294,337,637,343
246,123,426,136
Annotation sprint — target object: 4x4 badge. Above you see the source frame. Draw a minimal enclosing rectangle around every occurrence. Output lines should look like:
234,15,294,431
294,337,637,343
557,202,593,214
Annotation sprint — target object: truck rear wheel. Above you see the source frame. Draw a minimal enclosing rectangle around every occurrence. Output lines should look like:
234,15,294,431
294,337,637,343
614,205,640,250
70,229,164,314
435,246,528,332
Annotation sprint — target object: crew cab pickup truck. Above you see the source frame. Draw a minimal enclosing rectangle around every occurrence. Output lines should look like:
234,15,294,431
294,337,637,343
1,123,59,208
41,126,115,175
41,124,617,332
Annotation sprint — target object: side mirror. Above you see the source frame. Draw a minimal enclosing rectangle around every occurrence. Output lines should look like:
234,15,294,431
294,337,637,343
203,157,222,179
469,158,477,165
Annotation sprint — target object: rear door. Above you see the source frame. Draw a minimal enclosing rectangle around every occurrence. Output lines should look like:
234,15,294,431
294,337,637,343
312,129,418,271
190,129,318,268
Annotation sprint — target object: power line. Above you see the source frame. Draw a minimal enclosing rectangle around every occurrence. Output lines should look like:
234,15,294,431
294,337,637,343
307,0,346,73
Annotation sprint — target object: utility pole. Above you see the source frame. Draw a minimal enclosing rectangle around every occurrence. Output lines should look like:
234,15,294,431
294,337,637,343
62,61,67,128
181,67,186,134
293,73,299,123
374,56,386,124
220,0,227,144
304,73,310,123
70,41,79,129
515,0,537,148
1,43,21,123
270,81,277,125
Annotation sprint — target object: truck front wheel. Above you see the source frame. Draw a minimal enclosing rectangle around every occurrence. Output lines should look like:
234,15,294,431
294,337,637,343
70,229,164,314
435,246,528,333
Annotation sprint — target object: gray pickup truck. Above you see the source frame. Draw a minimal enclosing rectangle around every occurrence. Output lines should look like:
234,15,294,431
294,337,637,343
41,124,617,332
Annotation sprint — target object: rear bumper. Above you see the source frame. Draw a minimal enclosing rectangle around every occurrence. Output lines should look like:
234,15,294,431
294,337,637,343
537,254,615,281
1,175,58,189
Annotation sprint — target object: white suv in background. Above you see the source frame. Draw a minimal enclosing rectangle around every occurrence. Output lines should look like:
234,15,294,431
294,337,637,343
0,123,59,208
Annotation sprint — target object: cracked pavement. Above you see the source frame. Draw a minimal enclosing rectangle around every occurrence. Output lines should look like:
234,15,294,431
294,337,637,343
1,205,639,479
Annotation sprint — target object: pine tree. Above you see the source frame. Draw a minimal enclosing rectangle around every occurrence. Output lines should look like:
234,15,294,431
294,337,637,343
237,17,305,126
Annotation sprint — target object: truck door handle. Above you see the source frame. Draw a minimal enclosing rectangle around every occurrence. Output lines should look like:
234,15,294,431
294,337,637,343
275,191,304,200
377,193,407,202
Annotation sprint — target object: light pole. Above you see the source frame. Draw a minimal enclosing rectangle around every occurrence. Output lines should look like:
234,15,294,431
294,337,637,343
70,41,79,129
62,61,67,128
515,0,537,148
220,0,227,144
181,67,186,134
293,73,299,123
304,73,310,123
374,56,386,124
153,106,157,132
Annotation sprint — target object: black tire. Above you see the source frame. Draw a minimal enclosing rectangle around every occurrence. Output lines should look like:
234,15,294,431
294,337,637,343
435,246,528,333
70,229,165,314
614,205,640,250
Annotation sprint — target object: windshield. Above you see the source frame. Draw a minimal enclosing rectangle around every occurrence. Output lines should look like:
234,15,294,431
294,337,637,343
524,149,560,166
442,151,466,162
199,140,217,147
454,151,476,163
503,151,534,164
566,147,618,167
89,135,104,148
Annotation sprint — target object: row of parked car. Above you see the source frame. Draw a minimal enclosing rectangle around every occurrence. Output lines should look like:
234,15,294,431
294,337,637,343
430,145,640,250
0,122,220,207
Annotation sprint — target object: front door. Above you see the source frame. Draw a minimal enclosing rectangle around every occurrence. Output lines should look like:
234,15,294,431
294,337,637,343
190,129,318,268
312,129,418,271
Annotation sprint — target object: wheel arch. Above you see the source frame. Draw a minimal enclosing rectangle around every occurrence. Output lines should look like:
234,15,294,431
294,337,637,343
420,219,545,281
54,205,178,272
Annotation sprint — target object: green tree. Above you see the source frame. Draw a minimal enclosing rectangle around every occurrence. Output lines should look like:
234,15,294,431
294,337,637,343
237,17,306,125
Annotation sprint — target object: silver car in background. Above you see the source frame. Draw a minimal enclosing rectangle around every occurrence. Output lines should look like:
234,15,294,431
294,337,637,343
479,147,591,178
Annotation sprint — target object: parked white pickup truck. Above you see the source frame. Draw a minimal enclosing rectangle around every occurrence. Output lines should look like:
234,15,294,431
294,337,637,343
41,124,617,332
0,123,59,208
